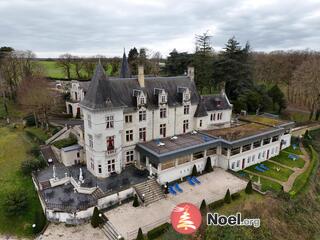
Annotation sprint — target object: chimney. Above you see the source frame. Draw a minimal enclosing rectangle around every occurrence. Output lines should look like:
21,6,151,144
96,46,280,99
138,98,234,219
138,65,145,88
187,66,194,81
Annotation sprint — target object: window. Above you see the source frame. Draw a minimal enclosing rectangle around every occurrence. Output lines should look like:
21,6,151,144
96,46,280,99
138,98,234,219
242,144,251,152
207,147,217,155
177,155,190,165
106,115,114,129
126,130,133,142
77,152,80,158
258,153,261,159
107,159,115,173
90,157,94,170
231,147,240,156
193,151,204,160
139,110,146,122
217,112,223,120
160,124,166,137
210,113,216,121
252,155,255,162
199,120,202,127
126,151,134,163
139,127,146,142
183,120,189,133
184,105,190,115
125,115,132,123
106,136,114,151
88,134,93,148
253,140,261,148
183,92,190,101
221,147,228,156
236,160,240,168
263,138,271,145
161,160,175,170
98,164,102,174
140,96,145,105
272,135,279,142
160,94,167,103
160,108,167,118
87,114,92,128
231,162,235,169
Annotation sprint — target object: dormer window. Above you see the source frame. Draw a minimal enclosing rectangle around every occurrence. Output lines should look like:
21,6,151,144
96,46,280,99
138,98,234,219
140,96,145,105
183,92,190,102
160,94,167,104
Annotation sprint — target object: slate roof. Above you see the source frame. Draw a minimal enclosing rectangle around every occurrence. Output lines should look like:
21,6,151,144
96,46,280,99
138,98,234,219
78,81,90,91
119,51,131,78
194,100,208,117
194,94,232,117
81,62,201,110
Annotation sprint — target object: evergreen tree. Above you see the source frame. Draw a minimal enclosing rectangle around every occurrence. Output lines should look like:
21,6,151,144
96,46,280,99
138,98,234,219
245,180,253,194
136,228,144,240
165,49,193,76
224,189,231,204
133,194,140,207
128,47,139,75
91,207,102,228
191,164,198,176
200,199,207,216
204,157,213,173
268,85,287,113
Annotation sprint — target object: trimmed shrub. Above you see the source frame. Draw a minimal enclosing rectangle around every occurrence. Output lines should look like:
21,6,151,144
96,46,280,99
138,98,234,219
245,180,253,194
191,164,198,176
224,189,231,204
91,207,103,228
52,135,77,149
147,222,170,239
200,199,207,216
23,115,36,127
133,194,140,207
3,189,28,216
231,192,241,200
136,228,144,240
204,157,213,173
32,210,47,234
208,199,224,210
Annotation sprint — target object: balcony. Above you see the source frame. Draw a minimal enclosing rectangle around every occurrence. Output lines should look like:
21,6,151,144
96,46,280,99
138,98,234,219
106,148,117,156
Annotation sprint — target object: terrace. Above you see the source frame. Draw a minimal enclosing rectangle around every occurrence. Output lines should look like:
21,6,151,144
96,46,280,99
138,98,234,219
239,115,288,127
204,122,275,141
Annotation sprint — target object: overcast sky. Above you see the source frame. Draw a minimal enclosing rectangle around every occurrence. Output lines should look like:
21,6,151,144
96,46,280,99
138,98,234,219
1,0,320,58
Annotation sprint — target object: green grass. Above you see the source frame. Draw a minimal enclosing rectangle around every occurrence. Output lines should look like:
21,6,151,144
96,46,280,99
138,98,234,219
0,99,25,119
246,161,293,182
0,127,43,237
290,146,319,197
271,151,305,169
237,171,282,192
25,127,49,143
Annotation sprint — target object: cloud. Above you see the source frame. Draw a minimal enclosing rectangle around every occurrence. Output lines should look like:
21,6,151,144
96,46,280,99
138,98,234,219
0,0,320,57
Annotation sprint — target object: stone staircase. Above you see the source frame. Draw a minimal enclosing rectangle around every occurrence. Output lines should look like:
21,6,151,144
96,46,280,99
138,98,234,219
101,215,122,240
92,187,105,200
133,178,165,206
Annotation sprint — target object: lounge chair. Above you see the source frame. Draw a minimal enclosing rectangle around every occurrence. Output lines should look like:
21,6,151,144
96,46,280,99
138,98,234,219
288,154,299,161
259,164,269,170
168,185,177,195
255,166,265,172
186,176,195,186
174,183,183,193
192,176,201,185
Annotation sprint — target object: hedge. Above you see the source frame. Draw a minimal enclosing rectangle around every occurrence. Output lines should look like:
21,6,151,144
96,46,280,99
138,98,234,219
52,135,78,149
289,146,319,197
147,222,170,240
208,199,224,210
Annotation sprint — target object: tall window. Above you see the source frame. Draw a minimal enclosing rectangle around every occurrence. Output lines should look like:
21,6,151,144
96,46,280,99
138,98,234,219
160,124,166,137
161,95,167,103
183,120,189,133
199,120,202,127
210,113,216,121
126,150,134,163
90,157,94,170
88,134,93,148
87,114,92,128
139,127,146,142
140,96,145,105
160,108,167,118
106,136,114,151
107,160,115,173
184,105,190,115
106,115,114,129
125,115,132,123
98,164,102,174
139,110,146,122
126,130,133,142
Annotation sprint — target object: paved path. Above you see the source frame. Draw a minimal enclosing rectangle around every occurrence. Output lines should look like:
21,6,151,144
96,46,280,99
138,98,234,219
245,143,310,192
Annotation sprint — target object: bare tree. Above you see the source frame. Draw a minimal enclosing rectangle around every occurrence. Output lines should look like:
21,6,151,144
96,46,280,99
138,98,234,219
57,53,73,80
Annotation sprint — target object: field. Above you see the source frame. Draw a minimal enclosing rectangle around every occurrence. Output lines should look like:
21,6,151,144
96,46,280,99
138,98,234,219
271,150,305,169
0,127,43,237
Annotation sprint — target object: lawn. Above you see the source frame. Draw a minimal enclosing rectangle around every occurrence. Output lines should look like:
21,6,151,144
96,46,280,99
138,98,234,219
0,99,25,119
0,127,43,237
237,171,282,192
246,161,293,182
271,151,305,169
25,127,50,143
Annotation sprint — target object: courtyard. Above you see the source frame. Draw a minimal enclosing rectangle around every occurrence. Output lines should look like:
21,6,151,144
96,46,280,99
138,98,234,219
105,168,247,239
